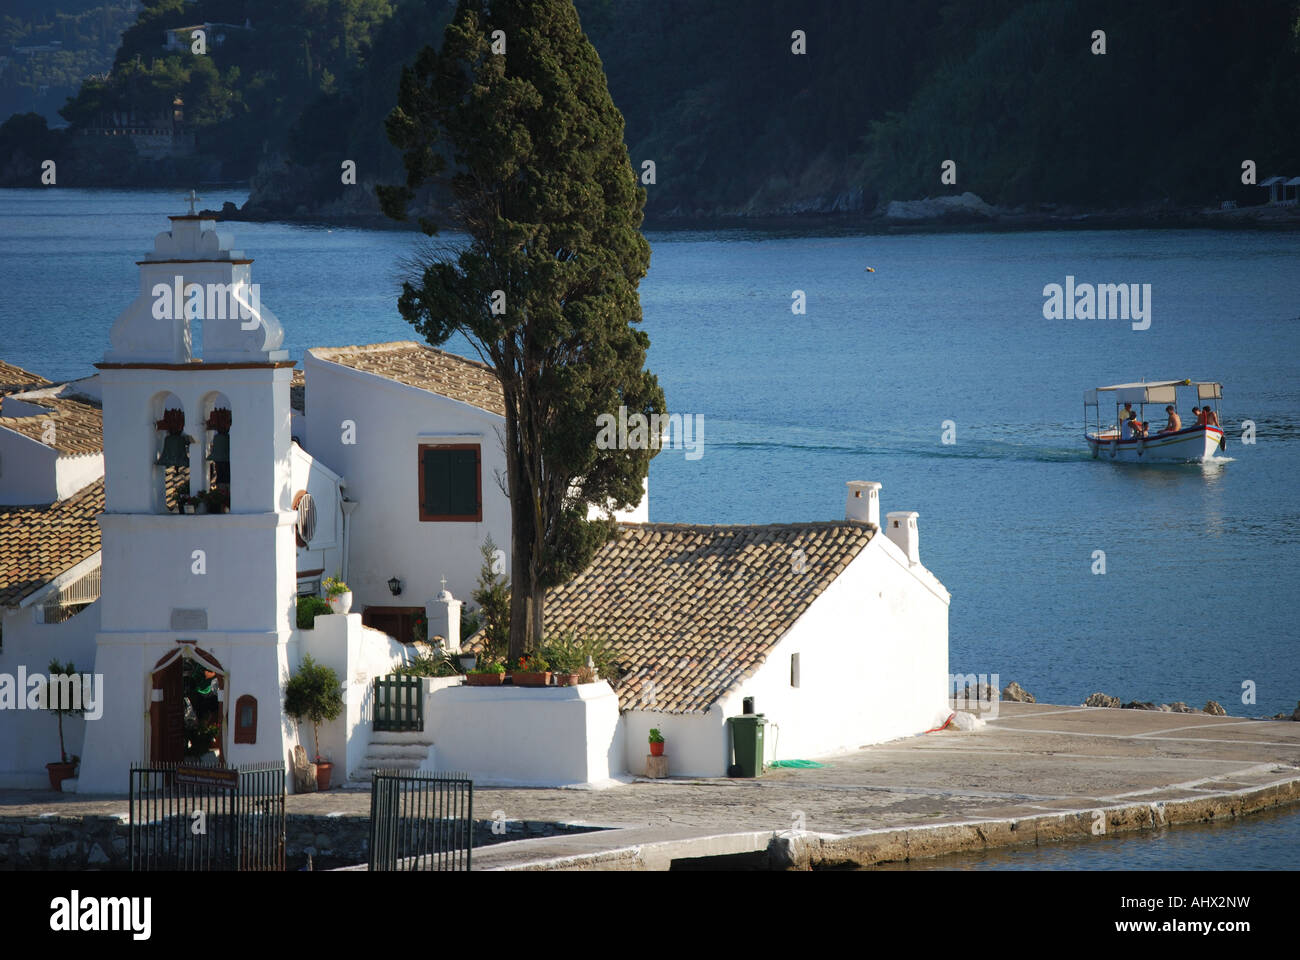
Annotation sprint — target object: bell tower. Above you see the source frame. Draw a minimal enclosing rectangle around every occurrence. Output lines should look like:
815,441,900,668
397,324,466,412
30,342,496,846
79,197,299,792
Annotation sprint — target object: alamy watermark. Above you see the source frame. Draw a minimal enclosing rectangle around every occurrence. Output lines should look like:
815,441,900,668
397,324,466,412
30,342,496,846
595,405,704,460
1042,276,1151,330
151,276,261,329
0,667,103,719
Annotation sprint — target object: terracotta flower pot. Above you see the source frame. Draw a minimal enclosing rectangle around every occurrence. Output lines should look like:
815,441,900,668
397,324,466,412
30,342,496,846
649,741,665,757
46,761,76,791
553,673,581,687
465,672,504,686
315,761,333,791
513,671,551,687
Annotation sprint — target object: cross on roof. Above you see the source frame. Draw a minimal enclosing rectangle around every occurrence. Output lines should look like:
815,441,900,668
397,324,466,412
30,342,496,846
440,575,448,591
182,189,201,215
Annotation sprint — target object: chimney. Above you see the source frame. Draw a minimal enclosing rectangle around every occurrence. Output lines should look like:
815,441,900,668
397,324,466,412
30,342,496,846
845,480,882,526
885,511,920,564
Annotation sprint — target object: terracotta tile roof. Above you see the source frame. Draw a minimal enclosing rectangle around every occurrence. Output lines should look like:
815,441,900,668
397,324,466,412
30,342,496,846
0,394,104,455
0,478,103,607
309,341,505,416
544,521,877,714
291,368,305,413
0,360,51,396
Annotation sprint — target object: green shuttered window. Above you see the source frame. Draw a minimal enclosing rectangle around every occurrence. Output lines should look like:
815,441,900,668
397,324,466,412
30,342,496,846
418,444,482,521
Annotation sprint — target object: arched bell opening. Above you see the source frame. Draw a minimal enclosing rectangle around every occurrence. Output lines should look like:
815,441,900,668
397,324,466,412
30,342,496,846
201,392,232,513
151,391,189,513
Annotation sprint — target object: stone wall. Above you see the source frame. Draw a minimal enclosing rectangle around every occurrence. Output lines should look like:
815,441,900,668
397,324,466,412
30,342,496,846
0,813,601,870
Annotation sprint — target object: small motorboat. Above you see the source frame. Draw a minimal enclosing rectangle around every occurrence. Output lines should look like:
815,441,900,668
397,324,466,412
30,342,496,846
1084,379,1225,462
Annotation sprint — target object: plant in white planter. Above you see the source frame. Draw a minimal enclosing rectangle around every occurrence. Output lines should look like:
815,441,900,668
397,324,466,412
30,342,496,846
322,575,352,614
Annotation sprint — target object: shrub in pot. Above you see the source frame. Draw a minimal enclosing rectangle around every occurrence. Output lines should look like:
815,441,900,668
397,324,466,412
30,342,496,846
649,727,665,757
44,659,84,790
284,655,344,790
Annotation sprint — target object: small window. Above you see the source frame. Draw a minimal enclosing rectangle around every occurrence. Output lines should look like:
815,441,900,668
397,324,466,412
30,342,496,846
418,444,481,522
234,695,257,744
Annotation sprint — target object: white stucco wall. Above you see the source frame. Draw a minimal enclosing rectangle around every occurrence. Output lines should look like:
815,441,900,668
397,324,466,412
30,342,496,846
0,429,59,505
54,453,104,500
0,601,101,787
296,612,408,782
301,354,513,614
621,707,729,778
289,443,342,582
714,536,950,768
424,681,624,787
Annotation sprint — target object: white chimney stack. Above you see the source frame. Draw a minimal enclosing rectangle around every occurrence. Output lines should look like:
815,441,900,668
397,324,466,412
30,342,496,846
885,511,920,564
845,480,882,526
427,579,462,653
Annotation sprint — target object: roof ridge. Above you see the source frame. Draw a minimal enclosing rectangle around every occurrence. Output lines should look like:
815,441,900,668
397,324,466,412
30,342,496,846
310,340,498,375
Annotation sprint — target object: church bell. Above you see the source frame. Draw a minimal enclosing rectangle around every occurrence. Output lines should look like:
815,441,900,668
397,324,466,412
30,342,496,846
158,433,191,467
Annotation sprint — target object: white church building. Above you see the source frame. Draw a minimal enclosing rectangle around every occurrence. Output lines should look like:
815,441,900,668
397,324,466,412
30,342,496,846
0,208,951,792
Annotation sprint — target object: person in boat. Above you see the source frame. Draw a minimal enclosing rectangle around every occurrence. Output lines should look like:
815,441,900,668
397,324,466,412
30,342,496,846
1192,406,1204,425
1203,407,1220,427
1130,418,1148,439
1119,402,1137,439
1158,405,1181,434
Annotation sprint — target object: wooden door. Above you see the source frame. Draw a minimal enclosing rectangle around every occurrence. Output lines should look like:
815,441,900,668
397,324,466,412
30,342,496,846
150,658,185,763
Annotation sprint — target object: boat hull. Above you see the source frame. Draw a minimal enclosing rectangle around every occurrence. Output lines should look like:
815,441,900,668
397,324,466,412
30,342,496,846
1086,425,1224,462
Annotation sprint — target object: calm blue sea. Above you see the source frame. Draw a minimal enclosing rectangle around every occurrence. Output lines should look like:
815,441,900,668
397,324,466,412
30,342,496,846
1,188,1298,866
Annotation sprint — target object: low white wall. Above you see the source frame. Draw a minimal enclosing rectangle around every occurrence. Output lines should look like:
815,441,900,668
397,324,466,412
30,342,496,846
0,601,102,787
296,613,408,783
621,708,729,778
715,537,950,765
425,681,624,787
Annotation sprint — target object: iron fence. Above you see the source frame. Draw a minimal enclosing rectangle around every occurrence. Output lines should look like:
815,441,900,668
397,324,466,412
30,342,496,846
374,674,423,732
369,771,473,871
128,761,285,871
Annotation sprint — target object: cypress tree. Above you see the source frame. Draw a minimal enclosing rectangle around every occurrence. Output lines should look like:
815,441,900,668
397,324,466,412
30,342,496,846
379,0,665,663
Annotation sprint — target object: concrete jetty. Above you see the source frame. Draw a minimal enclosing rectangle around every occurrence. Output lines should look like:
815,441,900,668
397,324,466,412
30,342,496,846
3,702,1298,870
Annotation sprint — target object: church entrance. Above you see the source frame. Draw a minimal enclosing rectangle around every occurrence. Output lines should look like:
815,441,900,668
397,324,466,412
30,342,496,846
150,646,227,764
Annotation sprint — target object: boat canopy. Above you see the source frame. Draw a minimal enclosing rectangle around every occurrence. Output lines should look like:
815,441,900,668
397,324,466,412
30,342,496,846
1084,379,1221,405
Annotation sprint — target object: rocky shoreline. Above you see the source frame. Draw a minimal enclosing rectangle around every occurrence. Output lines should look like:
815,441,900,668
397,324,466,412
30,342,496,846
205,187,1300,234
967,682,1300,721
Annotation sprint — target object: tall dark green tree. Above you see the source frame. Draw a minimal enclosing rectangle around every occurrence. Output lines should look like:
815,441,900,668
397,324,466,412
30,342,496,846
378,0,664,663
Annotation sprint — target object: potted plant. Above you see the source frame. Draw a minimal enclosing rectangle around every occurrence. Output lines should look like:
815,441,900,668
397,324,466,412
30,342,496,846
512,653,551,687
322,575,351,615
543,631,583,686
464,659,505,686
179,494,197,515
458,651,477,672
45,659,83,790
199,487,229,514
648,728,665,757
283,655,344,791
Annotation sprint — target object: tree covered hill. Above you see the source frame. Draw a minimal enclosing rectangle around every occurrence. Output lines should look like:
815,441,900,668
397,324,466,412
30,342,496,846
2,0,1298,221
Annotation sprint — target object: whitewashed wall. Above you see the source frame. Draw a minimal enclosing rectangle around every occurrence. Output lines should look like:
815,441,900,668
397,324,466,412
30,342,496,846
621,706,729,778
0,430,59,505
715,536,950,767
424,681,623,787
301,355,512,615
289,443,342,582
0,601,101,787
295,612,408,783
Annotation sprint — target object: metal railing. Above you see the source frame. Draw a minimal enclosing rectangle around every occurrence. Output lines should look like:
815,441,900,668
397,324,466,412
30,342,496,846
369,771,473,871
38,566,101,623
374,675,423,732
128,761,285,871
